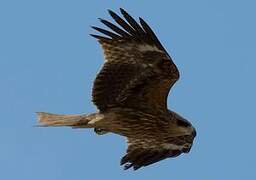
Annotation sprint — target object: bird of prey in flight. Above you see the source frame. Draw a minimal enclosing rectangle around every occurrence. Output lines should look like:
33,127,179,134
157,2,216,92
37,8,196,170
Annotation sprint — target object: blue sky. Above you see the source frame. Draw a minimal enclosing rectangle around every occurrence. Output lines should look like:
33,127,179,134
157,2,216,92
1,0,256,179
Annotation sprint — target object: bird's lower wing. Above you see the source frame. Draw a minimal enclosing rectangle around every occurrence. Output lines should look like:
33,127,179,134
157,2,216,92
121,138,182,170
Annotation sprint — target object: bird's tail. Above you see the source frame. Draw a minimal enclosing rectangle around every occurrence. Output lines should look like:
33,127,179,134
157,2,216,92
36,112,100,128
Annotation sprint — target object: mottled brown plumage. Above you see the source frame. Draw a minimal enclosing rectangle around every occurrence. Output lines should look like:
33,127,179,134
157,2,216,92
37,8,196,171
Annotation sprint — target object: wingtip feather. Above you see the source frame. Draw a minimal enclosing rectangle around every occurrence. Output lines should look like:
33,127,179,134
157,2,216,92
119,8,126,14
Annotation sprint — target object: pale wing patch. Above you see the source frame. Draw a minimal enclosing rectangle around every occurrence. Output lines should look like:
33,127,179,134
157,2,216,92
101,42,137,62
127,138,162,150
137,44,164,53
162,143,184,150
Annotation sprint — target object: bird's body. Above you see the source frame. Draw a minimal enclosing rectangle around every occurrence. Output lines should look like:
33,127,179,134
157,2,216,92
37,8,196,170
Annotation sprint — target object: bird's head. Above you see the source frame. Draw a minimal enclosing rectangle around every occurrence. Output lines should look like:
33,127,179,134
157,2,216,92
165,111,196,156
171,111,196,137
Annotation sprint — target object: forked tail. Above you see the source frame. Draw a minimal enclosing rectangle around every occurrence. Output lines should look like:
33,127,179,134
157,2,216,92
36,112,99,128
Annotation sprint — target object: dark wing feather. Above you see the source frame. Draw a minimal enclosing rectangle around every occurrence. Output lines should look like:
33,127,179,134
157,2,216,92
99,18,131,38
108,9,137,37
91,8,179,113
121,138,182,170
120,9,145,35
91,26,121,39
90,34,111,42
139,17,170,57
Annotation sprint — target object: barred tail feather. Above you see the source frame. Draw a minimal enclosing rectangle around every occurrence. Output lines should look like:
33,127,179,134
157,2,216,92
36,112,91,127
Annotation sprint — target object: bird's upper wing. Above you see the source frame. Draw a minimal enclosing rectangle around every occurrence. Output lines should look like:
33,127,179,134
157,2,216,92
121,137,182,170
91,8,179,113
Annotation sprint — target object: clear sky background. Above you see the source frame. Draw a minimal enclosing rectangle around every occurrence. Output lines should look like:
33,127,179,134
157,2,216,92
1,0,255,179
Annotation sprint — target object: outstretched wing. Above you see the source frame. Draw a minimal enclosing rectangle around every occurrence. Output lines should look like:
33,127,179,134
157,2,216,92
121,137,183,170
91,8,179,113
